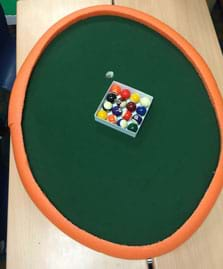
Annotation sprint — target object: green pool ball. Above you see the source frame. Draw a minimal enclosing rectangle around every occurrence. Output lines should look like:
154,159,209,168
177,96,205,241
127,123,138,132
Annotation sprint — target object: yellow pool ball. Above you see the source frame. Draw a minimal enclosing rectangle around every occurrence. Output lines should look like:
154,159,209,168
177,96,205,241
130,92,140,103
97,109,107,120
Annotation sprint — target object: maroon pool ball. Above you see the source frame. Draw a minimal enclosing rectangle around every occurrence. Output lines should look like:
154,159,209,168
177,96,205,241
126,102,136,112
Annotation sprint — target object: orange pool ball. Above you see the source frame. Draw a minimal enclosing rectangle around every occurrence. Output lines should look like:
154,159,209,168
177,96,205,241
110,84,121,95
107,114,116,123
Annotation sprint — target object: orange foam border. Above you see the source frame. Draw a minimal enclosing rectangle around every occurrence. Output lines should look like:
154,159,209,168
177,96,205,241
8,5,223,259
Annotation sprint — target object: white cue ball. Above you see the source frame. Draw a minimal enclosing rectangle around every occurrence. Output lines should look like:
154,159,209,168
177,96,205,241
105,71,114,79
140,96,151,107
120,119,128,128
103,101,113,110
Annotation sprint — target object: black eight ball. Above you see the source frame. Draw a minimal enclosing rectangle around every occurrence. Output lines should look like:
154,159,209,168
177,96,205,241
106,93,117,103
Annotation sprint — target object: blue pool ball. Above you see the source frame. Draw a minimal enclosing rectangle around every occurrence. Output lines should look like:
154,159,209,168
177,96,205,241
112,106,122,116
136,106,147,116
132,114,142,125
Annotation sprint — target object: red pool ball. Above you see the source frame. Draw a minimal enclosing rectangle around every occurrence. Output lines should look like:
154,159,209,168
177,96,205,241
120,89,131,100
126,102,136,112
123,110,132,121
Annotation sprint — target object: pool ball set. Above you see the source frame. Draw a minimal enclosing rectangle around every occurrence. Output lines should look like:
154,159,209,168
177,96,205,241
95,81,153,137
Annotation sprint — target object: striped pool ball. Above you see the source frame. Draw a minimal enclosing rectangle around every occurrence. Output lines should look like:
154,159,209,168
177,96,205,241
126,102,136,112
116,98,127,108
132,114,142,125
120,89,131,100
123,110,132,121
116,98,122,106
117,119,128,128
136,106,147,116
112,106,122,116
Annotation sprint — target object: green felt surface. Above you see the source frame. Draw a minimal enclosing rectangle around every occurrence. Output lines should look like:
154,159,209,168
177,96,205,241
22,16,220,245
